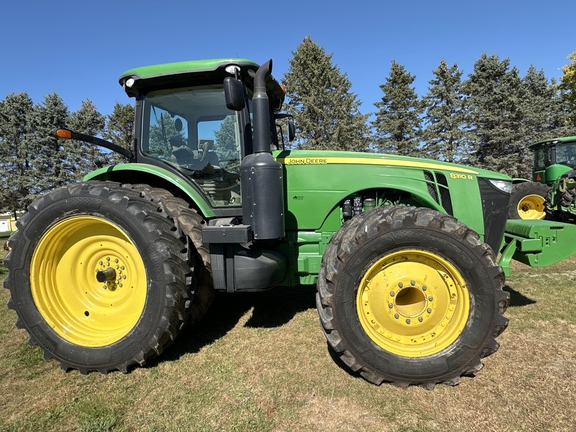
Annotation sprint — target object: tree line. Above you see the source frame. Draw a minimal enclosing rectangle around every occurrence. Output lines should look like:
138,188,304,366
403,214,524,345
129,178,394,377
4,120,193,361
282,37,576,179
2,36,576,214
0,94,133,214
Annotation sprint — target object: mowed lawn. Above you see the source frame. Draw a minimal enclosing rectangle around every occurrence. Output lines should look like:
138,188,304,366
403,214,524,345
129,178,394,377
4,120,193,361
1,243,575,432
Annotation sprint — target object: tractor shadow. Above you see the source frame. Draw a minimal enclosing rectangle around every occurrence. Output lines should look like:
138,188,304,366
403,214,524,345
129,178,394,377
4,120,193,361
503,284,536,307
154,285,317,365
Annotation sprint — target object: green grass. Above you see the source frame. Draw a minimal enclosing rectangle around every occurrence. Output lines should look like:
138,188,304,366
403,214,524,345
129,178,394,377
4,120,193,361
1,247,576,431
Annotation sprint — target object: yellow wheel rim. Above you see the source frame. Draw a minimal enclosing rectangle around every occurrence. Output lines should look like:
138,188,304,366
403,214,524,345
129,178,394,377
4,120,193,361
30,216,147,347
517,194,546,219
356,249,470,357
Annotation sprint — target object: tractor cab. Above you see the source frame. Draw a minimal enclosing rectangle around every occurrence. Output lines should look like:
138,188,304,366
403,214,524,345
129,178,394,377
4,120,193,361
530,136,576,184
119,59,289,213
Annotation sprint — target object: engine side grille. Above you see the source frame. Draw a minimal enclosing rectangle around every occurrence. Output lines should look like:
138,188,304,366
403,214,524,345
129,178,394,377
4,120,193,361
436,173,453,215
424,170,454,216
424,171,438,202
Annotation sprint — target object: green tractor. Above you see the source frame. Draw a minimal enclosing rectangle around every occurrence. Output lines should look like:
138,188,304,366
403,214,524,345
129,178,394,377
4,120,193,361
536,137,576,223
4,58,512,388
508,136,576,220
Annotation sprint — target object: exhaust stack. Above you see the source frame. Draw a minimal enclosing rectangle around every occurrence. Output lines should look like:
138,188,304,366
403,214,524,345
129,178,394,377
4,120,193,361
240,60,285,240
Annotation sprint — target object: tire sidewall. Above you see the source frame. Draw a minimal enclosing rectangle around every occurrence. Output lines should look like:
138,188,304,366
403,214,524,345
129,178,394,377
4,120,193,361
9,185,173,368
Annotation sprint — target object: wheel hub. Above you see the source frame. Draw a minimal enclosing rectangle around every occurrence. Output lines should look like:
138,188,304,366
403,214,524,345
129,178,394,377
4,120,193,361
30,216,147,347
95,257,128,291
518,194,546,219
357,249,470,357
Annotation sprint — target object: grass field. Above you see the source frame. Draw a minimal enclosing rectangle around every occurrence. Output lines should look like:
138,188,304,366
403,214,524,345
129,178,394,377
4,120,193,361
1,244,575,432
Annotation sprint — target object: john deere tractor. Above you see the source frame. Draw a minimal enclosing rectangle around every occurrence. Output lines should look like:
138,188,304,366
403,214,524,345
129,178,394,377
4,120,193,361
508,136,576,220
4,58,512,388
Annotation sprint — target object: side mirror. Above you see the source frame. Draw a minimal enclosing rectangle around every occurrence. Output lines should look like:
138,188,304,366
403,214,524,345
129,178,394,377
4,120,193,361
275,113,296,143
224,77,245,111
287,119,295,142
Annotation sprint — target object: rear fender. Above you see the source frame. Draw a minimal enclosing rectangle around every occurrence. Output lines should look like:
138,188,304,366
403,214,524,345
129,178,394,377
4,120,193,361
84,164,216,218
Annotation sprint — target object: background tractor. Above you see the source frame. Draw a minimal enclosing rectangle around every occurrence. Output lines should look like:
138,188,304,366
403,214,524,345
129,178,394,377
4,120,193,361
508,136,576,220
4,58,512,388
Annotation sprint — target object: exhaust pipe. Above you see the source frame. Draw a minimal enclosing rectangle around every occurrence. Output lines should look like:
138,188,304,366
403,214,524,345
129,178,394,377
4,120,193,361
252,59,273,154
240,59,285,240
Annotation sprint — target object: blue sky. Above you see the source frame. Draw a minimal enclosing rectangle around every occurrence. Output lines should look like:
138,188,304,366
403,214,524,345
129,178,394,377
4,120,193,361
1,0,574,117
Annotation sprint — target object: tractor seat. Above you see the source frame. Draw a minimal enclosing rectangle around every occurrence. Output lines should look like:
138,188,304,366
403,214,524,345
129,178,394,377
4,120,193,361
198,139,219,168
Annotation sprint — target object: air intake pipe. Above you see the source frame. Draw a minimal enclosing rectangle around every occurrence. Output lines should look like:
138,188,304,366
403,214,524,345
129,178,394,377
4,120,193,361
240,60,285,240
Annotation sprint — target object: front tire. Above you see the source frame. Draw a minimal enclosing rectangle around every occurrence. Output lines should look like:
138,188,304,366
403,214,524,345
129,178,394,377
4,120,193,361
4,181,193,373
317,206,509,388
508,182,550,220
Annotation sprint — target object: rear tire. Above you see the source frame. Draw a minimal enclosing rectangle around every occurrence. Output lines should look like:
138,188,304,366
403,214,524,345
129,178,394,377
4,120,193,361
508,182,550,220
123,184,214,324
4,181,193,373
316,206,509,388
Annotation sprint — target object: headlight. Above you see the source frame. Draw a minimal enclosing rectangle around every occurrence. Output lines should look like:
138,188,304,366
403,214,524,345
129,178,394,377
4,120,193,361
487,179,512,194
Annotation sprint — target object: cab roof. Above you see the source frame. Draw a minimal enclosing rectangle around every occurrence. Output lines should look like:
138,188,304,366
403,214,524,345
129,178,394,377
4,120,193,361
529,135,576,149
119,58,285,108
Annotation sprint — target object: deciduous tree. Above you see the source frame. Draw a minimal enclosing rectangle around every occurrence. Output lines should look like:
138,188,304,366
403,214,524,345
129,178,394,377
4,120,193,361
560,50,576,128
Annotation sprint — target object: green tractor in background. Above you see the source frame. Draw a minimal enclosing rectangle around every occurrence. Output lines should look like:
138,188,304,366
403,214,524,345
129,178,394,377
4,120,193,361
4,58,512,388
508,136,576,220
498,135,576,277
538,137,576,223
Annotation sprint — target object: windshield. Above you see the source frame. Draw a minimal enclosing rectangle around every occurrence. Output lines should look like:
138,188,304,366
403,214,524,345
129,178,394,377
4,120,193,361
140,85,243,207
555,142,576,168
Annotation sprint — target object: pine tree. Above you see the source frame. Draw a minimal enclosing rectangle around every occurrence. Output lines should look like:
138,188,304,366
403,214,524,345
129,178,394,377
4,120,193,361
0,93,35,212
214,115,239,171
282,36,369,151
67,98,106,178
421,60,470,163
372,61,424,156
27,93,70,191
521,66,575,145
463,54,526,177
102,102,135,164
